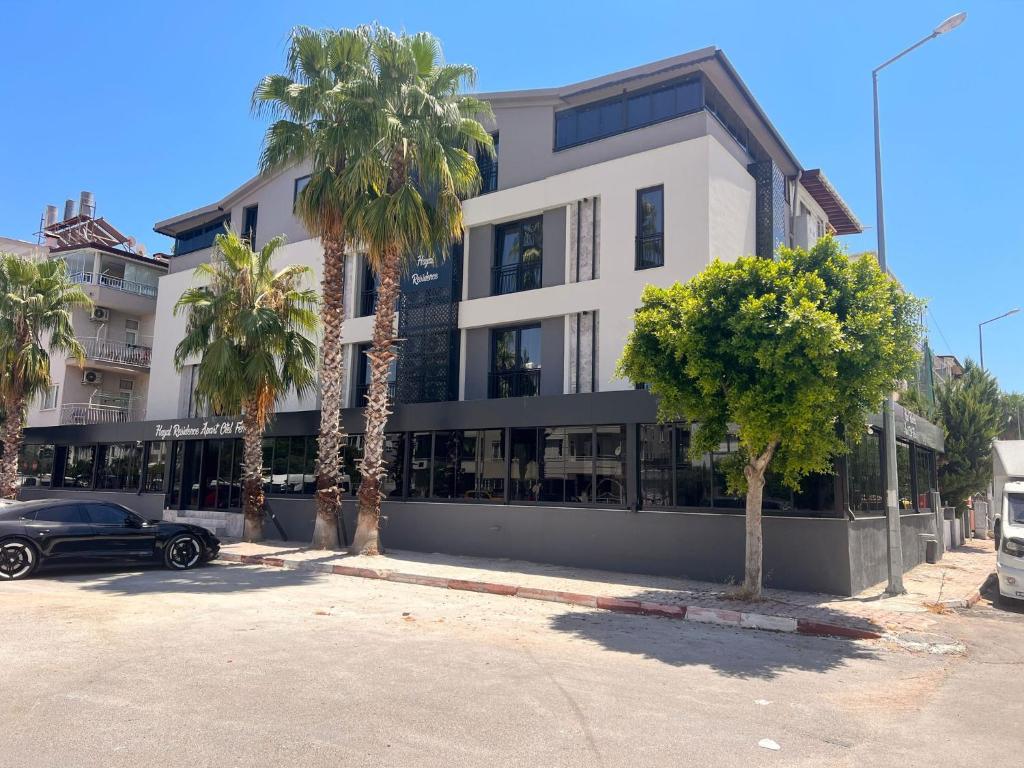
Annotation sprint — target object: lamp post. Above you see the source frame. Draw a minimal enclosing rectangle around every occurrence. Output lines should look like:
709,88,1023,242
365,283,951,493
873,11,966,596
978,308,1020,370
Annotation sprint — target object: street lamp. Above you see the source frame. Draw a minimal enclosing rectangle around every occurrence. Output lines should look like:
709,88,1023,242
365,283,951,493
979,308,1021,370
872,12,966,595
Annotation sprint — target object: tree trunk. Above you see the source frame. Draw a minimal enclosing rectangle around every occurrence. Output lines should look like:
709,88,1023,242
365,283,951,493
742,443,778,600
312,235,347,550
240,404,266,543
352,246,401,556
0,397,25,500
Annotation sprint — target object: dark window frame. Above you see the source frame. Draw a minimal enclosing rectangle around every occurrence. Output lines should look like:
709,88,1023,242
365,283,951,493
293,175,311,209
241,204,258,246
492,216,543,296
489,324,542,399
172,216,230,257
635,185,665,270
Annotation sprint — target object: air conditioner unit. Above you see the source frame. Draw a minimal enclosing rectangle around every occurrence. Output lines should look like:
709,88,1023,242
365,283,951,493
91,306,110,322
83,370,104,386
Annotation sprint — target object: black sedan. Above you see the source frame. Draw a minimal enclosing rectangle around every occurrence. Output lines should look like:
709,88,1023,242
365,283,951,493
0,499,220,581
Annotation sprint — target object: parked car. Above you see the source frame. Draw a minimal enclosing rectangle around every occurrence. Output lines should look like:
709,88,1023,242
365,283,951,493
0,499,220,581
995,480,1024,604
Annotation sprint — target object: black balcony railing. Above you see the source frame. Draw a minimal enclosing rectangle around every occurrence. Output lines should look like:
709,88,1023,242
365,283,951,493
492,260,542,295
360,288,378,317
355,381,397,406
489,369,541,399
635,233,664,270
479,160,498,194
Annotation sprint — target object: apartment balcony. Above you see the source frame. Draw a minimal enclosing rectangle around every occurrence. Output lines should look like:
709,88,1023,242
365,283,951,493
69,271,158,299
355,381,397,406
491,260,542,296
489,369,541,399
78,336,152,370
60,397,136,425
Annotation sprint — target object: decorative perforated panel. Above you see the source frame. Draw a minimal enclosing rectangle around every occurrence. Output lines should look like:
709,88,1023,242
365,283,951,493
749,159,788,259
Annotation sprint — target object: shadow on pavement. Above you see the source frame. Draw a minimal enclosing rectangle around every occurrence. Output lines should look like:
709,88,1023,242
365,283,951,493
547,588,881,680
38,561,320,595
979,575,1024,614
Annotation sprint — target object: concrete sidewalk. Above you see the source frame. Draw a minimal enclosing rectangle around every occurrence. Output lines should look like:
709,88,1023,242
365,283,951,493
216,537,995,639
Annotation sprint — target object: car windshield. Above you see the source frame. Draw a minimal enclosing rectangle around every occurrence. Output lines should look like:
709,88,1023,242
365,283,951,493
1009,493,1024,525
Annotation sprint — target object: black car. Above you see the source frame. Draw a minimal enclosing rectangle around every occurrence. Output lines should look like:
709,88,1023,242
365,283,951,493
0,499,220,581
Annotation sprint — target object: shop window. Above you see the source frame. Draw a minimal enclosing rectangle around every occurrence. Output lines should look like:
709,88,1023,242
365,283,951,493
510,428,541,502
916,447,936,510
61,445,95,488
848,431,884,514
17,444,54,488
340,434,364,497
594,425,626,505
896,442,913,511
95,443,143,491
262,436,315,496
675,428,711,507
457,430,505,501
145,442,169,493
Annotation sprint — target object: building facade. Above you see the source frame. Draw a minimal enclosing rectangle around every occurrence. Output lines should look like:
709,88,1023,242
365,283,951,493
17,49,945,595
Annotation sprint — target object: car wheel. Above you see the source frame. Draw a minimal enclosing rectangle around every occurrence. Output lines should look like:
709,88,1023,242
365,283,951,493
164,534,204,571
0,539,38,581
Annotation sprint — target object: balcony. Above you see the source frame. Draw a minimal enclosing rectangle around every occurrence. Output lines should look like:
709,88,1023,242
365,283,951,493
492,261,542,296
60,397,136,425
355,381,397,406
635,234,664,270
69,271,158,299
79,337,152,370
489,369,540,399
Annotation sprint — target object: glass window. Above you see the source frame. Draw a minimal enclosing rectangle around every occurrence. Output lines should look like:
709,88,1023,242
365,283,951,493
293,175,311,208
145,442,169,493
848,432,883,514
675,428,711,507
431,431,460,500
492,217,542,295
95,443,142,491
710,436,745,509
636,185,665,269
792,472,836,514
456,429,505,501
915,447,935,510
17,444,54,488
594,426,625,505
380,434,404,498
260,436,314,496
41,385,59,410
61,445,95,488
640,425,673,508
83,503,130,526
173,216,229,257
340,435,364,497
410,432,432,498
510,428,540,502
1009,493,1024,525
896,442,913,510
490,325,542,399
541,427,593,503
33,505,85,524
167,442,184,507
241,205,258,246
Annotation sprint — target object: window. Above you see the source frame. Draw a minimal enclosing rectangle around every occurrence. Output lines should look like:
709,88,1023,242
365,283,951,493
145,442,169,493
916,447,936,510
896,442,913,510
173,216,229,257
359,260,379,317
477,132,498,194
1008,493,1024,525
492,217,542,295
293,175,311,208
32,505,86,524
95,443,142,491
241,205,258,246
355,343,397,405
554,75,703,151
61,445,95,488
17,444,54,487
509,426,625,505
636,186,665,269
262,436,316,496
83,503,130,526
125,319,140,346
335,433,404,499
490,325,541,398
166,439,242,510
41,385,59,410
848,431,883,513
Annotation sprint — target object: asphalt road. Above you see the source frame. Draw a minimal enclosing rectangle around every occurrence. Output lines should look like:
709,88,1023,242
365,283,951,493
0,561,1019,767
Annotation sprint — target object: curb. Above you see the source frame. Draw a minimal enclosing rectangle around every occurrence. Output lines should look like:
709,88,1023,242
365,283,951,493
215,552,882,641
935,573,994,609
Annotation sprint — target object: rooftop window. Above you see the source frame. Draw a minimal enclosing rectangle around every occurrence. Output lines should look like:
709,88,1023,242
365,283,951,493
173,216,230,257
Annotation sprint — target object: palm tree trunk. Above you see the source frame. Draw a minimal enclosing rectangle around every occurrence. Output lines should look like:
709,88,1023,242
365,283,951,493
312,235,347,549
0,397,25,500
352,246,401,555
742,443,778,600
241,403,266,543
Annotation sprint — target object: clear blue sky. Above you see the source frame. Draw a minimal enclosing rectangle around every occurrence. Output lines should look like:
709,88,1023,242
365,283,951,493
2,1,1021,390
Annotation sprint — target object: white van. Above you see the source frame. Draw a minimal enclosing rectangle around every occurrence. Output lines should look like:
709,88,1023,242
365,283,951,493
996,480,1024,603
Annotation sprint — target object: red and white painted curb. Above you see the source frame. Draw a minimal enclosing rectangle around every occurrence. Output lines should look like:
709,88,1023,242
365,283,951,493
216,552,882,641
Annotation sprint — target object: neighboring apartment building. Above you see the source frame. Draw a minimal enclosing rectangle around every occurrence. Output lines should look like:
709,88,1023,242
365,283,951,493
934,354,965,385
23,194,167,434
19,49,945,595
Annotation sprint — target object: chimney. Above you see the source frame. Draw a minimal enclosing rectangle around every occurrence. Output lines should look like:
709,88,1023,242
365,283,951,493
63,199,76,221
79,191,95,219
44,205,59,227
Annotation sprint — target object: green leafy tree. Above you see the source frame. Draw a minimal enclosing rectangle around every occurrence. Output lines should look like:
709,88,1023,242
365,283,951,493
252,25,371,549
934,360,1004,509
174,232,319,541
0,252,91,498
339,27,493,555
618,236,920,598
999,390,1024,441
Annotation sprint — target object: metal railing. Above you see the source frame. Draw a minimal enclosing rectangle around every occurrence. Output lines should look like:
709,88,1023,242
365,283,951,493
360,287,378,317
69,271,158,299
60,401,135,425
491,260,542,295
355,381,397,406
635,234,664,269
489,369,541,399
79,336,152,368
479,160,498,194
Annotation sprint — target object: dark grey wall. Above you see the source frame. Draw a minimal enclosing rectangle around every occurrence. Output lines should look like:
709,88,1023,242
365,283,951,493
540,317,564,397
541,207,566,288
18,487,167,519
847,513,936,594
466,225,493,300
463,327,490,401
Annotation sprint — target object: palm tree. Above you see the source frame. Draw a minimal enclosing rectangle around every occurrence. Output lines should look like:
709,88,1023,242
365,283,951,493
0,252,90,498
174,231,319,542
340,28,494,554
252,26,371,549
